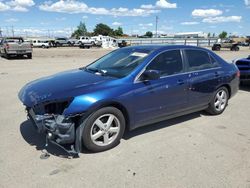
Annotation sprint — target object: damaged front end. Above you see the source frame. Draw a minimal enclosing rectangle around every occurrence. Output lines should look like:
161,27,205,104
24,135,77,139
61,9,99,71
26,99,80,157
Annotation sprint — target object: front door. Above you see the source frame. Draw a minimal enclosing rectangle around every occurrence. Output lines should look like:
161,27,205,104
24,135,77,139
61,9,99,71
129,49,189,128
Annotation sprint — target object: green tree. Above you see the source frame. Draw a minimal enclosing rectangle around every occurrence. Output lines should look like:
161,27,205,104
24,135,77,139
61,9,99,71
145,31,153,38
208,32,211,38
71,21,87,38
219,31,227,39
94,23,113,36
113,27,123,36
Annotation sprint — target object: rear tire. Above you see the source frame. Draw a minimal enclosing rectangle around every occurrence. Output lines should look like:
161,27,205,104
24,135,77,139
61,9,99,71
81,107,125,152
27,53,32,59
5,53,10,59
206,87,229,115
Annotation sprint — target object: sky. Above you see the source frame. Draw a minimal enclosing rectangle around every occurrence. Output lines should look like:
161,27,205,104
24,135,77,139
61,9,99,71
0,0,250,37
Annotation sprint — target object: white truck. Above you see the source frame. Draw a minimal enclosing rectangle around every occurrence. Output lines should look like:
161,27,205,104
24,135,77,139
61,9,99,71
31,39,50,48
0,37,32,59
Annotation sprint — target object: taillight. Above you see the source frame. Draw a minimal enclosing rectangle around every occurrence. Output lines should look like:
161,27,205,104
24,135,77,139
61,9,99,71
237,71,240,78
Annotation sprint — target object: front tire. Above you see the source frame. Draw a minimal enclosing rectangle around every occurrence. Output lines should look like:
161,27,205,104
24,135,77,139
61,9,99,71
81,107,125,152
206,87,229,115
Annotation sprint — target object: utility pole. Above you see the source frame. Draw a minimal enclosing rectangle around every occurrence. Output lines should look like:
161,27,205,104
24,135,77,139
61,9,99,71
11,25,14,37
0,27,2,37
155,16,159,38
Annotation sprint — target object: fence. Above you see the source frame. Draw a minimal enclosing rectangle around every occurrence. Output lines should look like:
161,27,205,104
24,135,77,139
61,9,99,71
117,38,218,47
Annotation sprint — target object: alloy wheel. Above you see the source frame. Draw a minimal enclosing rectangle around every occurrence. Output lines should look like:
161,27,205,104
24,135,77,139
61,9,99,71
214,90,227,112
90,114,120,146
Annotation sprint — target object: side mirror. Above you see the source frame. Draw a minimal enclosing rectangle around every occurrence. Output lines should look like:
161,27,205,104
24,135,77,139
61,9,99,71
141,70,161,81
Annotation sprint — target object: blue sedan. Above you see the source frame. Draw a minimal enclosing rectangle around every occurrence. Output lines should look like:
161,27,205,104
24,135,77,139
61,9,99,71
234,55,250,83
19,45,239,155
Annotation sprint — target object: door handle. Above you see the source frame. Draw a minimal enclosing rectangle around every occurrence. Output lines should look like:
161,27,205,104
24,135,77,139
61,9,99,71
177,79,185,85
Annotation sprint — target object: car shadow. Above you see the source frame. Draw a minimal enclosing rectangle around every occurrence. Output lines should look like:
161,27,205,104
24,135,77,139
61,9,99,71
1,55,30,60
123,112,202,140
20,120,72,158
20,111,203,157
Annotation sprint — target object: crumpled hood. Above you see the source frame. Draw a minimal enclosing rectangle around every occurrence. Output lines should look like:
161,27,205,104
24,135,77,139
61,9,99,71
18,69,114,107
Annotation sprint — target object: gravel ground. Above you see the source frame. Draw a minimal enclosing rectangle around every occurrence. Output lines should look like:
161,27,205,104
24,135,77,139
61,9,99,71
0,47,250,188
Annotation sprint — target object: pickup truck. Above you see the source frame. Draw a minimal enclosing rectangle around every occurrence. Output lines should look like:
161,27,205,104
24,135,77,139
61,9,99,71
0,37,32,59
212,39,240,51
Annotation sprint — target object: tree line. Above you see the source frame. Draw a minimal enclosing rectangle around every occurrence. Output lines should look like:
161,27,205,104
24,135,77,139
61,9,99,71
71,21,231,39
71,22,124,38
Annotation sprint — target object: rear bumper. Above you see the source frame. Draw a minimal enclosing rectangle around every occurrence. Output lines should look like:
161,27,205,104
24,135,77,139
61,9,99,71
7,50,32,55
27,108,79,156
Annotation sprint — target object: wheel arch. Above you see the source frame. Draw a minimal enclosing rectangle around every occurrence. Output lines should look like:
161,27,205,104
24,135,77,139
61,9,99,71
218,84,231,98
96,101,131,131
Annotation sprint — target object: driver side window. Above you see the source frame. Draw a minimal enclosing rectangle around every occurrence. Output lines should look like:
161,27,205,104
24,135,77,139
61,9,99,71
147,50,184,77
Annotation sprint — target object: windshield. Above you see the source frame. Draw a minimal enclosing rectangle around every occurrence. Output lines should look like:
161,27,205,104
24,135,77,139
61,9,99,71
6,38,24,43
85,48,152,78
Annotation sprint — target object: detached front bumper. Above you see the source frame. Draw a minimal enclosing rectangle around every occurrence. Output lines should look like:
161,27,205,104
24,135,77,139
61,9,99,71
27,108,79,157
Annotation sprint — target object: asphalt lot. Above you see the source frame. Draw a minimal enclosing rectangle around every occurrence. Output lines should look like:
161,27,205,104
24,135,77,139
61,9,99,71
0,47,250,188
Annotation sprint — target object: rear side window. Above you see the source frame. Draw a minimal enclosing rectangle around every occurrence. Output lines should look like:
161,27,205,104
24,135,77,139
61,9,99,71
147,50,184,77
185,50,218,71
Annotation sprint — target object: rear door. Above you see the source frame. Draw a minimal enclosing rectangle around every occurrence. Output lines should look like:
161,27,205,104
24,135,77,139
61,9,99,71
184,49,222,108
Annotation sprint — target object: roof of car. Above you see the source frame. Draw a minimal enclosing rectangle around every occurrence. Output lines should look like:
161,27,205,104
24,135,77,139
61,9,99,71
237,57,250,62
124,45,208,52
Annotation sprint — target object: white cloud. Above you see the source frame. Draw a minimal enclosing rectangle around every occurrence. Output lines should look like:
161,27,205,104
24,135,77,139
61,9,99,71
139,23,153,27
140,4,155,9
7,0,35,7
156,0,177,8
245,0,250,6
5,18,19,22
0,0,34,12
0,2,10,11
12,5,28,11
140,0,177,10
82,15,88,19
181,21,199,25
192,9,223,17
112,22,122,26
202,16,242,23
39,0,160,16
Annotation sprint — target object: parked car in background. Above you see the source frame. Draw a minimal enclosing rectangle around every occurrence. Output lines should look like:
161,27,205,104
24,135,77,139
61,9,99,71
91,35,117,48
54,37,69,47
212,39,240,51
32,39,50,48
68,38,78,46
118,40,128,48
238,42,249,47
77,36,94,48
234,55,250,84
19,45,239,156
0,37,32,59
